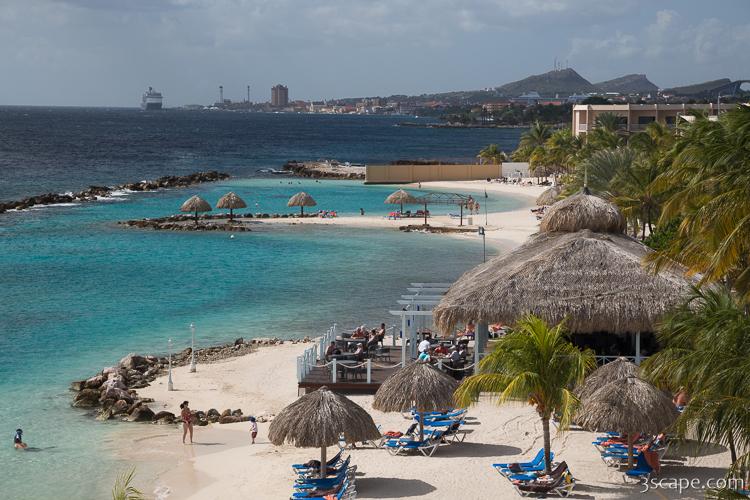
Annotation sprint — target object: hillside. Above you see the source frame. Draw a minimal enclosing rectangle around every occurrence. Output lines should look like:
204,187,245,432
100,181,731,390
663,79,732,96
595,74,658,94
495,68,599,96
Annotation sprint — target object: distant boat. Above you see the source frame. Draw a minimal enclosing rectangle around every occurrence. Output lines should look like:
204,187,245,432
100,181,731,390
141,87,163,110
258,168,291,175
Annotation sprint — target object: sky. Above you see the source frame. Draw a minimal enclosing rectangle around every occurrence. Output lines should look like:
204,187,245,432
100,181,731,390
0,0,748,106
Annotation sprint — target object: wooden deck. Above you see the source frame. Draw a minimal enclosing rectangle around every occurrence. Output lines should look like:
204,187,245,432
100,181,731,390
298,347,402,395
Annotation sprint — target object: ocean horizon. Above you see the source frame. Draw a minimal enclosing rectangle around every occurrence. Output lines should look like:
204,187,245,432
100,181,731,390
0,109,525,499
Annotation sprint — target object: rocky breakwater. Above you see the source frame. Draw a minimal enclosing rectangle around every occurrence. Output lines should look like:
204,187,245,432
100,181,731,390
283,160,365,180
0,171,230,214
70,336,312,425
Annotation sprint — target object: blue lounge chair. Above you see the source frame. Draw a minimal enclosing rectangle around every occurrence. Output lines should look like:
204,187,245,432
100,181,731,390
294,466,355,491
511,461,576,498
296,457,351,481
383,430,444,457
494,448,545,469
623,452,653,482
291,477,355,500
292,450,343,473
494,450,555,476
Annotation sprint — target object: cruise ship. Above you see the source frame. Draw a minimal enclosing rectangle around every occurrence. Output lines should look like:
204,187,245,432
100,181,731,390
141,87,163,110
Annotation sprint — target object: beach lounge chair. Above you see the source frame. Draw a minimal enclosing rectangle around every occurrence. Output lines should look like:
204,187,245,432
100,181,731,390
494,449,555,476
512,461,576,498
294,465,356,491
296,456,351,480
383,430,444,457
424,418,467,443
623,452,653,482
291,477,356,500
292,450,344,473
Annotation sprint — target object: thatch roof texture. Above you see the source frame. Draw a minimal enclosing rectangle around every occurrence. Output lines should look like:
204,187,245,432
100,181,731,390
373,362,458,413
216,192,247,210
269,387,380,448
180,195,212,213
384,189,418,205
287,192,317,208
576,358,640,401
577,376,678,436
433,193,692,334
536,185,563,206
540,191,626,233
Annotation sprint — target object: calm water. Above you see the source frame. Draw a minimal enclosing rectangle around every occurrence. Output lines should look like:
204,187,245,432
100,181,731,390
0,109,524,499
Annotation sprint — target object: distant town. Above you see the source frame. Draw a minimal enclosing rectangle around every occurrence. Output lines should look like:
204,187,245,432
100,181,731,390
165,68,748,126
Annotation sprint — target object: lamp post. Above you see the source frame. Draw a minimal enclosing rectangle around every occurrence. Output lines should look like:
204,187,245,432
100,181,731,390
478,226,486,263
168,338,174,391
189,323,197,373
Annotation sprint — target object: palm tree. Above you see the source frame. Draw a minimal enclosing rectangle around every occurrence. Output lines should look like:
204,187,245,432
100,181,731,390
477,144,507,165
512,121,553,162
455,315,595,474
545,128,583,175
595,112,622,133
649,106,750,302
112,468,144,500
641,286,750,464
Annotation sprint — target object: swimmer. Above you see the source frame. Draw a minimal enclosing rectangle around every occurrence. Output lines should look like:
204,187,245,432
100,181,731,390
14,429,27,450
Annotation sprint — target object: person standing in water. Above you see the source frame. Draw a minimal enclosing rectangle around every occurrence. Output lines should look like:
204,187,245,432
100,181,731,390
180,401,194,444
249,416,258,444
14,429,27,450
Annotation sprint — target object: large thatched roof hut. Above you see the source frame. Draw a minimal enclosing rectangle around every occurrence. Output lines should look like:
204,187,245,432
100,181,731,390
433,191,692,346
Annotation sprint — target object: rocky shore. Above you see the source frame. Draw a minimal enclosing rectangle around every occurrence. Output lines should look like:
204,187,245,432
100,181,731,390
400,224,478,234
283,160,365,180
0,171,230,214
120,211,326,230
70,336,313,425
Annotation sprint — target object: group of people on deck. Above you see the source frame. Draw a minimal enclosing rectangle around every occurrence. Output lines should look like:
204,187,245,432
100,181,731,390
324,323,387,361
417,333,469,380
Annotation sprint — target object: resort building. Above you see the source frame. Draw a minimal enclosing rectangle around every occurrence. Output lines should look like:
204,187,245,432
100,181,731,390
271,84,289,107
572,103,734,136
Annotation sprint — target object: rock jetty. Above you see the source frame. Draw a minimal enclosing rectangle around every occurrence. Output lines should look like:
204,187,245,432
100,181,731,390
0,171,230,214
283,160,365,180
70,336,312,425
120,212,323,231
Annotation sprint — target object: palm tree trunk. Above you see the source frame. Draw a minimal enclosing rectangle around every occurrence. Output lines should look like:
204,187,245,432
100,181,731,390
542,416,552,475
729,430,737,464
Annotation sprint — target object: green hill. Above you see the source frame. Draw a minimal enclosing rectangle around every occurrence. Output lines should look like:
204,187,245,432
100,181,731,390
663,79,732,96
595,74,658,94
495,68,599,97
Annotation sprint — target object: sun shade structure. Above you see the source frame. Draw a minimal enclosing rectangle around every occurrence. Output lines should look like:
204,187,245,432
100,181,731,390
269,386,379,478
180,195,212,223
216,192,247,221
287,192,317,216
433,191,692,335
414,191,472,226
373,361,458,441
575,357,639,401
577,375,678,467
536,185,563,206
384,189,418,214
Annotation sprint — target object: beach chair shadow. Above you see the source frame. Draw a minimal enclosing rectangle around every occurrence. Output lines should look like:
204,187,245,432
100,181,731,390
437,442,522,458
354,478,436,498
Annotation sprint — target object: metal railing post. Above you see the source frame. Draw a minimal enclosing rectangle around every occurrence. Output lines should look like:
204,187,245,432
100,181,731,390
332,359,337,383
366,359,372,383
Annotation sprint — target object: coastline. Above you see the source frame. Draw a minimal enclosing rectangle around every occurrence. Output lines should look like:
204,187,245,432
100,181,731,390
106,179,732,500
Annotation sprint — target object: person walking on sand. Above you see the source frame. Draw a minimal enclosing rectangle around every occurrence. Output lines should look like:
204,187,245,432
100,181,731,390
249,416,258,444
180,401,194,444
14,429,27,450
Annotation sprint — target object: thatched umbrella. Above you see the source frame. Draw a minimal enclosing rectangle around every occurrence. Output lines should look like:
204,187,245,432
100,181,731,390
576,357,639,401
269,387,379,478
536,185,563,206
216,192,247,221
180,195,212,223
433,191,692,335
577,375,678,468
384,189,417,215
373,361,458,441
287,192,317,216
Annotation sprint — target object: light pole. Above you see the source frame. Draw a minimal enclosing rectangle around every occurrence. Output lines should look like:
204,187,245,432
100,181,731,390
478,226,486,263
189,323,197,373
168,337,174,391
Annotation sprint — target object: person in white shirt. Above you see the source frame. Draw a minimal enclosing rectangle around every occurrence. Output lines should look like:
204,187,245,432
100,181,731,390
418,338,431,354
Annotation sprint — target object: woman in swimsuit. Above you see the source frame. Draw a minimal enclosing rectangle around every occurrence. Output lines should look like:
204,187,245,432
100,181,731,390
180,401,194,444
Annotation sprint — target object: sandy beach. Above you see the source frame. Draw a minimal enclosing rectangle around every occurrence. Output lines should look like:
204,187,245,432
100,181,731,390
112,180,731,500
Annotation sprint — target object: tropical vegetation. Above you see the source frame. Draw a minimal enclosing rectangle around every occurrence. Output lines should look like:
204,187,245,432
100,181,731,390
112,468,144,500
454,315,595,474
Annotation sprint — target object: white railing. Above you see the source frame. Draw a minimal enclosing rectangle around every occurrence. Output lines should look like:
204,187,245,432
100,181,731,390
318,324,337,362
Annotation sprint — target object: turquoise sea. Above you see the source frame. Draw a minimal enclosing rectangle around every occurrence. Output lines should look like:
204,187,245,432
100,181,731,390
0,110,525,499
